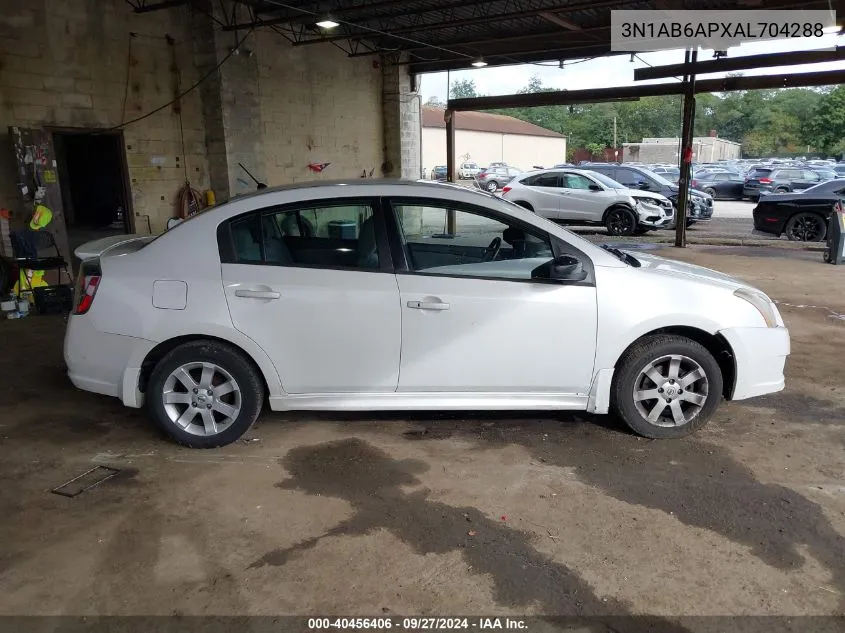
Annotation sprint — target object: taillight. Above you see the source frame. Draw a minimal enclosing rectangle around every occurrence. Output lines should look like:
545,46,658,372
691,179,698,188
758,177,772,184
478,172,487,178
74,273,101,315
501,186,512,194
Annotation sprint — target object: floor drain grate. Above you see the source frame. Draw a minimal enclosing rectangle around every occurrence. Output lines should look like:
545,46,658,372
51,466,121,498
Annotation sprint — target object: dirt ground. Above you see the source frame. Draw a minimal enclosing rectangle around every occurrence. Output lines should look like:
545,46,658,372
1,245,843,631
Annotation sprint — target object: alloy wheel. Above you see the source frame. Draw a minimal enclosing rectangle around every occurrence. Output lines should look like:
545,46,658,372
607,209,635,235
632,354,709,427
162,362,242,436
788,215,825,242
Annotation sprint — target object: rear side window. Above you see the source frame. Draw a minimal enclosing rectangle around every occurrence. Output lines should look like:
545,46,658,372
750,168,773,178
230,215,263,263
523,173,559,187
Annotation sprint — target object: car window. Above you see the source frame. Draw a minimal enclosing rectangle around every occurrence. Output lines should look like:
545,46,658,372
562,173,595,190
229,202,379,269
750,168,773,178
508,167,522,176
615,168,644,187
713,173,728,181
803,170,821,181
392,202,554,281
523,173,560,187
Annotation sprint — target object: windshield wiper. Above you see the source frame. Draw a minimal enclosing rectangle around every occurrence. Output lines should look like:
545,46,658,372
601,244,641,267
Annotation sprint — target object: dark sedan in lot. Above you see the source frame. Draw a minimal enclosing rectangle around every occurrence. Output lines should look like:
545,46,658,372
692,171,745,200
752,179,845,241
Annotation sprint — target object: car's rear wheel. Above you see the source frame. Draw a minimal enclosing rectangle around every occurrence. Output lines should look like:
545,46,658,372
775,186,789,193
605,207,637,236
147,340,264,448
486,180,499,192
611,335,723,439
785,212,827,242
704,187,716,197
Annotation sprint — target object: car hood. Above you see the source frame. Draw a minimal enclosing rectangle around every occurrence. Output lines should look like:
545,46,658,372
626,251,756,291
626,189,670,204
74,234,154,260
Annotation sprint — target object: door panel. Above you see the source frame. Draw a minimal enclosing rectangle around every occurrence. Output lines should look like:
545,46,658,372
223,265,401,393
558,172,612,222
396,274,597,393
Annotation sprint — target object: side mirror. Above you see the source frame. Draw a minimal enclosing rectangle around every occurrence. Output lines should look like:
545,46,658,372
532,255,586,281
589,184,603,191
637,181,650,190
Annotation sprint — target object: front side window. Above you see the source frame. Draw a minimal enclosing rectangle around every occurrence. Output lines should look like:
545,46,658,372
562,173,595,190
392,202,553,281
228,202,379,270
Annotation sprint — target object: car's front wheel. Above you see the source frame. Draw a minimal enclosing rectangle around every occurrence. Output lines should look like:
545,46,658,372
785,212,827,242
611,334,723,439
147,340,264,448
605,207,637,236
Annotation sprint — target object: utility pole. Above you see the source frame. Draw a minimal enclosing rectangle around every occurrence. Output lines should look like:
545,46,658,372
613,116,617,151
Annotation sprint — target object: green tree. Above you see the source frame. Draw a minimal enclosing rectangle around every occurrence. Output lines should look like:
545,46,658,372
450,79,480,99
804,86,845,155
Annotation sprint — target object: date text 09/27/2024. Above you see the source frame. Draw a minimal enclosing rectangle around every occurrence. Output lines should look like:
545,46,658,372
307,618,528,630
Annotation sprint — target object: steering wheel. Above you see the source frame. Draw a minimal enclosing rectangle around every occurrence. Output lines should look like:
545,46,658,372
482,237,502,262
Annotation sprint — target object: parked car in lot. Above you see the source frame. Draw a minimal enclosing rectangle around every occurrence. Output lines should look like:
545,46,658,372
743,167,821,200
476,165,522,192
834,164,845,177
650,165,681,184
810,168,837,182
501,168,673,235
586,163,714,225
431,166,448,181
752,179,845,241
459,162,481,179
65,180,790,447
692,171,746,200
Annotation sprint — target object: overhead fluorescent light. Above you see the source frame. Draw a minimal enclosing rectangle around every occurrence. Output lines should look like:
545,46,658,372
316,19,339,29
471,59,488,68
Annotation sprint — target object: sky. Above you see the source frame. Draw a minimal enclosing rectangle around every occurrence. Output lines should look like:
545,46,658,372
419,31,845,101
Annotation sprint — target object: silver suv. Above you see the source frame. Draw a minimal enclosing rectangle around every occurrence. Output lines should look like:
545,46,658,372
501,168,673,235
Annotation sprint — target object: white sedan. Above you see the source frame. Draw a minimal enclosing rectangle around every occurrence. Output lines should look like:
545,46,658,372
64,180,790,448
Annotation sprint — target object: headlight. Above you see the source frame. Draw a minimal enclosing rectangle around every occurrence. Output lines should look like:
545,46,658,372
734,288,778,327
636,200,663,212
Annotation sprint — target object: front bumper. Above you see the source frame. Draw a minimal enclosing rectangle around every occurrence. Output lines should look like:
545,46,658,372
719,326,790,401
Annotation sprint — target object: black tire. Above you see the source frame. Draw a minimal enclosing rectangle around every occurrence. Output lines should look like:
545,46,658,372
785,212,827,242
147,340,264,448
775,187,789,193
611,334,723,439
486,180,499,192
704,187,716,197
605,206,637,236
686,219,697,228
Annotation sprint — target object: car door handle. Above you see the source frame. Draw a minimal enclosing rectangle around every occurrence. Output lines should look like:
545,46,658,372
407,300,450,311
235,289,280,300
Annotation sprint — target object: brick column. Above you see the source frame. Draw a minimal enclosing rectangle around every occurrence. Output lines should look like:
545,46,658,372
381,59,421,180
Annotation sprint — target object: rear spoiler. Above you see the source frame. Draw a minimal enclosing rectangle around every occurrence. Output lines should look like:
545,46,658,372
74,234,155,261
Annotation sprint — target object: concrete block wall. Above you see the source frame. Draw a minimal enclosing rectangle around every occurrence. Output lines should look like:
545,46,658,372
256,32,385,187
0,0,420,236
0,0,210,234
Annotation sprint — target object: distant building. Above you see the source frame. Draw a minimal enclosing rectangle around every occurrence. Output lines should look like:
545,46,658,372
422,106,566,174
623,136,741,164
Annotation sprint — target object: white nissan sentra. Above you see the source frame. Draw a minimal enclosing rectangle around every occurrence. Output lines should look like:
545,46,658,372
64,180,789,448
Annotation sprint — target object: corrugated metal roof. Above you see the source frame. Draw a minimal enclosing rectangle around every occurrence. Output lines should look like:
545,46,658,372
234,0,835,74
422,106,565,138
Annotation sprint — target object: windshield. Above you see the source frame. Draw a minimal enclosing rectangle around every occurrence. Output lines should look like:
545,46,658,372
638,167,672,186
586,170,625,189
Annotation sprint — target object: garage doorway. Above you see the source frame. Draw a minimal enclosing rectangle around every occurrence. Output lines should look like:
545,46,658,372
52,130,133,263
